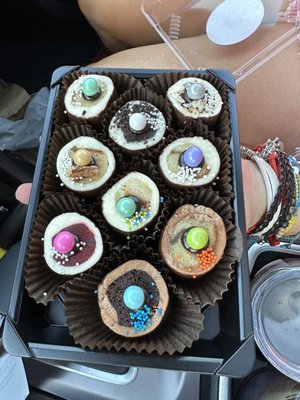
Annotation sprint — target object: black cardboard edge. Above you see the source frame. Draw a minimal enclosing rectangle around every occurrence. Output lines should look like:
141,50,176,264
227,88,253,340
4,65,254,375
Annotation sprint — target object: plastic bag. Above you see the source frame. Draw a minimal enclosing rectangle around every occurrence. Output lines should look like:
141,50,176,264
0,87,49,151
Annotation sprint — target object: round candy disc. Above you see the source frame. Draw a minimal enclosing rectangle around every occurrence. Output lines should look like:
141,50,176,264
186,83,205,101
129,113,147,133
182,146,203,168
82,77,100,98
123,285,145,310
116,197,136,218
73,149,92,166
53,231,75,254
206,0,264,45
185,227,209,251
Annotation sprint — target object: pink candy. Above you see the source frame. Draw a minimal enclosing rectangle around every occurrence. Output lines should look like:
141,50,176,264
53,231,75,254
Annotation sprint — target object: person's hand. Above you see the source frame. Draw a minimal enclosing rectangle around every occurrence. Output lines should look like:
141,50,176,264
15,183,32,205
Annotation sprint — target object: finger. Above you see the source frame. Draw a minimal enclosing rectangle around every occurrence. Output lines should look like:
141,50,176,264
15,183,32,205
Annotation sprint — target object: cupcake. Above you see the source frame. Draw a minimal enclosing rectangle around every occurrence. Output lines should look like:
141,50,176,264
108,100,166,152
160,204,226,279
102,172,160,234
64,74,116,124
97,259,169,337
167,77,223,126
56,136,116,195
159,137,220,188
43,212,103,275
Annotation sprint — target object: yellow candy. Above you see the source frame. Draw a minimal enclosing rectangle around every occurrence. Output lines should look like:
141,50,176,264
73,149,92,166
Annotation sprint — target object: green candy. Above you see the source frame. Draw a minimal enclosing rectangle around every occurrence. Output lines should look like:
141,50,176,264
82,77,99,98
185,227,208,251
116,197,136,218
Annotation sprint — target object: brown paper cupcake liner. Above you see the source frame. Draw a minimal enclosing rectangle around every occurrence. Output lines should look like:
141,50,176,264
157,188,243,307
41,122,125,197
24,193,110,305
101,86,173,156
170,122,233,201
52,69,143,129
94,158,170,250
145,71,231,139
64,246,204,355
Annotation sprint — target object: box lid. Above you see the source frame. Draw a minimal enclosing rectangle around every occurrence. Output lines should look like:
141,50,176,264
142,0,300,83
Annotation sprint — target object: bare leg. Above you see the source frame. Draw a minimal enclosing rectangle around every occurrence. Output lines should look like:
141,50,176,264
78,0,215,52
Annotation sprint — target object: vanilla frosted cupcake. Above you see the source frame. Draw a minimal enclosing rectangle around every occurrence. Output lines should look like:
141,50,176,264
64,74,116,124
159,137,220,188
98,260,169,337
160,204,226,279
102,172,160,234
167,77,223,126
108,100,166,152
56,136,115,195
43,212,103,275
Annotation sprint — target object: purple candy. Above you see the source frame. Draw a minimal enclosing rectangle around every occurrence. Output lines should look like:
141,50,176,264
183,146,203,167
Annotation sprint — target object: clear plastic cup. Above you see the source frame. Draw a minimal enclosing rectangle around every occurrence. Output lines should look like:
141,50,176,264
252,261,300,382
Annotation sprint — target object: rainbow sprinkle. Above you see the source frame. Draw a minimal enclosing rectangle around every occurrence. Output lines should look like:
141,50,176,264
124,206,151,230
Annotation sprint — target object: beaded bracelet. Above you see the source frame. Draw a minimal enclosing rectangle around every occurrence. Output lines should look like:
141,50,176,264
276,172,299,238
261,152,295,244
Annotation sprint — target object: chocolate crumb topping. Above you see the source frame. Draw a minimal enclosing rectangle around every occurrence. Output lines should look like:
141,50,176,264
112,101,163,144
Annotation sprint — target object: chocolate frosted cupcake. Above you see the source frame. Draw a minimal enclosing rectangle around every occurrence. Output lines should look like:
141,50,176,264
102,172,160,234
160,204,226,279
44,212,103,275
159,137,220,188
108,100,166,152
56,136,115,195
98,259,169,337
167,77,223,126
64,74,116,125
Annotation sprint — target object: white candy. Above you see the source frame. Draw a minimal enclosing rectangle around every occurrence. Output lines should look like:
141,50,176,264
129,113,147,132
186,83,205,101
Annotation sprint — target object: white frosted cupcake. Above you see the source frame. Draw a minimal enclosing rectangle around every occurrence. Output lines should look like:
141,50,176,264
167,77,223,125
159,137,220,188
64,74,116,124
108,100,166,152
56,136,115,195
102,172,160,234
43,212,103,275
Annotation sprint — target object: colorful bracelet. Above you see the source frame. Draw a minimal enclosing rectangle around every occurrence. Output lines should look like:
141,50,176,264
241,138,299,246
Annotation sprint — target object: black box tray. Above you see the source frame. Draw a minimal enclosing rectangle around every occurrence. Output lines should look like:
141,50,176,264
2,66,255,377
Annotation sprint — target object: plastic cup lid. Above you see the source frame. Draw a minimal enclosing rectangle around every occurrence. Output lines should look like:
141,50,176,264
206,0,265,46
252,267,300,382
